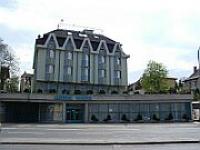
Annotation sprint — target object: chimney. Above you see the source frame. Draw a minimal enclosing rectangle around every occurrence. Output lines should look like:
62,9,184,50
193,66,197,73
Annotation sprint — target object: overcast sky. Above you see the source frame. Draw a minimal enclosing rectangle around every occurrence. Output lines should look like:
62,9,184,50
0,0,199,83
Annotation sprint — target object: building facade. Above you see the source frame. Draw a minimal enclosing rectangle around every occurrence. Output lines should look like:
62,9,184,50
183,66,200,92
20,72,33,93
0,94,192,123
33,29,129,94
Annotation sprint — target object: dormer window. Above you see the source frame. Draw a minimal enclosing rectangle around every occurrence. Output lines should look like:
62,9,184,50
68,32,72,35
79,33,87,38
94,35,99,39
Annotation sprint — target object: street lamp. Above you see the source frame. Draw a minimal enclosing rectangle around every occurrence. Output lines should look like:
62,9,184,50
197,47,200,121
198,47,200,74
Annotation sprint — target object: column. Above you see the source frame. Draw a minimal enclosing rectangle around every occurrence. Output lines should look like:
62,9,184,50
62,102,66,123
84,103,89,123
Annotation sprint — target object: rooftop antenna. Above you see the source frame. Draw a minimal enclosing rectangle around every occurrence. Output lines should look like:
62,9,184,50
57,19,64,29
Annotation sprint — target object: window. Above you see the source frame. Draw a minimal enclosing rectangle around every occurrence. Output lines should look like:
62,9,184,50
116,57,121,65
114,70,121,79
99,55,105,64
79,33,87,37
48,65,54,74
49,50,54,58
81,68,89,81
67,52,72,60
99,69,105,78
82,54,89,67
67,67,72,75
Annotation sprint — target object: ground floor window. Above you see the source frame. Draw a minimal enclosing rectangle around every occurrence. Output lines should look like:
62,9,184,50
40,103,63,122
88,102,191,122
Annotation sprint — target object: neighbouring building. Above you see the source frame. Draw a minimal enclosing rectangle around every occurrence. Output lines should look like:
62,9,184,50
128,77,177,94
183,66,200,92
33,29,129,94
20,72,33,93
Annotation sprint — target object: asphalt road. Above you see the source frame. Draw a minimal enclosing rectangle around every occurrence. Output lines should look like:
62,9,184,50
1,144,200,150
1,123,200,143
1,122,200,149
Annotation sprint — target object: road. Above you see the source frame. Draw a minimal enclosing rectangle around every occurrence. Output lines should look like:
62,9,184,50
1,143,200,150
0,122,200,149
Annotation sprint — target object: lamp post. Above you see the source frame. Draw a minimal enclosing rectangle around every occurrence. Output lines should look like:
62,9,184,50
197,47,200,121
198,47,200,75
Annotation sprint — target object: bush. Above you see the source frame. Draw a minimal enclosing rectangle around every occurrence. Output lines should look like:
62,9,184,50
99,90,106,94
74,90,81,95
91,114,99,122
87,90,93,95
111,91,118,94
37,89,43,93
121,114,130,122
134,114,142,121
165,113,173,121
152,114,160,121
103,114,112,122
182,114,189,121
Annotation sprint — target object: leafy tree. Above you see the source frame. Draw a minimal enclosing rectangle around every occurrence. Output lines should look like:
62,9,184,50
0,38,19,91
5,76,19,92
141,60,168,93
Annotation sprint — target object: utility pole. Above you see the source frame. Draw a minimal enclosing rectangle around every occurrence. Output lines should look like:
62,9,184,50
197,47,200,121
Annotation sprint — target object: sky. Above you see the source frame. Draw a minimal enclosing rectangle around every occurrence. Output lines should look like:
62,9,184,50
0,0,200,83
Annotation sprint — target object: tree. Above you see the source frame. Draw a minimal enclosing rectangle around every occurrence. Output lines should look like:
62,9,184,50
141,60,168,93
0,38,19,91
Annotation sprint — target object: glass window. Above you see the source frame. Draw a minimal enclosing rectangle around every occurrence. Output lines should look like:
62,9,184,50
99,69,105,78
116,57,121,65
114,70,121,79
100,55,105,64
48,65,54,74
82,54,89,67
130,104,139,112
99,104,108,112
67,67,72,75
160,103,171,111
120,104,130,112
67,52,72,60
49,50,54,58
150,104,159,112
81,68,89,81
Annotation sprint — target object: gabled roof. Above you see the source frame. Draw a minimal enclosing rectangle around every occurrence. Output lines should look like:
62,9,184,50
36,29,117,52
184,69,200,82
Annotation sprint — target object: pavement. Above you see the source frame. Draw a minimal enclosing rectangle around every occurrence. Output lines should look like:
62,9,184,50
1,122,200,145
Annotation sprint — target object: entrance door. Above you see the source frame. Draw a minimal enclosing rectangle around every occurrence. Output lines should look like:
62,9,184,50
66,104,84,123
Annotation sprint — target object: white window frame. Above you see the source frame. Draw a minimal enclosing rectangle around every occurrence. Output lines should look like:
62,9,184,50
116,57,121,65
99,69,105,78
67,66,72,75
100,55,105,64
115,70,121,79
83,54,89,66
48,65,54,74
67,52,72,60
49,50,54,58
